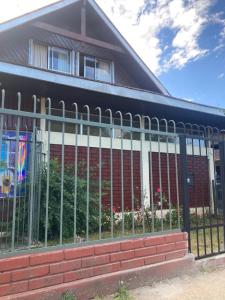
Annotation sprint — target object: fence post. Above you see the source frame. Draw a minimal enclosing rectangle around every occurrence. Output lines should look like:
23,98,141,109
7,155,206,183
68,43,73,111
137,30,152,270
179,135,190,237
140,117,150,208
218,136,225,247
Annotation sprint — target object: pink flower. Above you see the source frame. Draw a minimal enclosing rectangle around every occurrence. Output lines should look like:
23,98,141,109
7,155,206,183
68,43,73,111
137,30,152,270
156,187,161,193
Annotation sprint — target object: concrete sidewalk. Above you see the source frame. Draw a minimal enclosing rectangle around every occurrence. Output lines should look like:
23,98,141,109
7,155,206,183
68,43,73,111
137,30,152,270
127,268,225,300
105,266,225,300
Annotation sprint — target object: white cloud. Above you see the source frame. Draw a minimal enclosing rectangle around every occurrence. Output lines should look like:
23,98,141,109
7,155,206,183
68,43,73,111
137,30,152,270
1,0,225,77
97,0,224,75
0,0,57,23
185,97,194,102
218,73,224,79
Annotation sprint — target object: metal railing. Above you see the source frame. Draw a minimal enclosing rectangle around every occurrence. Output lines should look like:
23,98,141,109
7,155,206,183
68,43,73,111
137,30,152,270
0,89,218,256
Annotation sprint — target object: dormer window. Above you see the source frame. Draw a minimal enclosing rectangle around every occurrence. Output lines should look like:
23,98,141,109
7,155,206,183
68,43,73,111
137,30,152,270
79,54,113,83
95,59,112,82
84,56,95,80
30,41,114,83
48,47,71,74
30,41,74,75
31,42,48,69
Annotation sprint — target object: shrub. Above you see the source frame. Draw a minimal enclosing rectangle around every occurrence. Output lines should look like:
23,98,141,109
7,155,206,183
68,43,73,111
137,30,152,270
62,291,76,300
39,159,109,241
114,284,132,300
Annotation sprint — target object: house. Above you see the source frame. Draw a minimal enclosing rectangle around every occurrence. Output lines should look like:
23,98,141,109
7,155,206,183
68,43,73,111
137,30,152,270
0,1,225,298
0,0,224,122
0,0,223,252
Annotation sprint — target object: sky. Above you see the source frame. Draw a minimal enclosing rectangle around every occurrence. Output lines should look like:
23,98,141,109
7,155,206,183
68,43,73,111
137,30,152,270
0,0,225,108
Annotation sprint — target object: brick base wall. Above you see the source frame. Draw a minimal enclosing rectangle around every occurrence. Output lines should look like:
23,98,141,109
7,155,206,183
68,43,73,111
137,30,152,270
0,232,192,299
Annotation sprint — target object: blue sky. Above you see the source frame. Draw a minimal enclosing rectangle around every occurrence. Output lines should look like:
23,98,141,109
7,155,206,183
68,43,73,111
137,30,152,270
97,0,225,108
159,1,225,107
0,0,225,108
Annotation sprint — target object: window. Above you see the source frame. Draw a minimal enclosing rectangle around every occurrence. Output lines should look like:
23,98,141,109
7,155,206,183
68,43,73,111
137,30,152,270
84,56,95,80
80,54,113,83
30,41,114,83
30,41,73,74
96,59,111,82
31,42,48,69
49,47,71,74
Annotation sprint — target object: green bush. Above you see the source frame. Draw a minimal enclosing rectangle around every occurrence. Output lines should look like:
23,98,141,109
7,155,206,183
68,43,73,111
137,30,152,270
114,285,132,300
61,291,76,300
36,159,183,243
39,159,109,241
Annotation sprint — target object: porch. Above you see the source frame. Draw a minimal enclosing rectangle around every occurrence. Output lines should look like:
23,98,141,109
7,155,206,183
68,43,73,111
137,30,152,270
0,78,225,298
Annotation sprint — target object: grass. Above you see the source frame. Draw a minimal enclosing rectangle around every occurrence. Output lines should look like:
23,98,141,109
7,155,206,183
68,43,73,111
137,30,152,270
42,214,225,259
114,285,133,300
61,291,76,300
190,226,225,258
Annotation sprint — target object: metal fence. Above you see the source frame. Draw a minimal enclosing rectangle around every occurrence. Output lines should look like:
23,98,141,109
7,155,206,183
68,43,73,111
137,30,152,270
180,125,225,259
0,89,223,257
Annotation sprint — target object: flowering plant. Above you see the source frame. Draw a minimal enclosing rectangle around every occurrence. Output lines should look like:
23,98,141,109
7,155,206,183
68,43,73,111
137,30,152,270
154,187,168,209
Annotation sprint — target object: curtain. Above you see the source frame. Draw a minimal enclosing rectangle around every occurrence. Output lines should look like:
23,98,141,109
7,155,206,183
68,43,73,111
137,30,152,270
96,60,111,82
52,50,70,73
32,43,48,69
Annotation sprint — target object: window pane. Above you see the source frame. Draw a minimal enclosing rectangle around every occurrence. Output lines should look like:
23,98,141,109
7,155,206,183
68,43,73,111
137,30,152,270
32,43,48,69
85,57,95,80
50,48,70,73
96,59,111,82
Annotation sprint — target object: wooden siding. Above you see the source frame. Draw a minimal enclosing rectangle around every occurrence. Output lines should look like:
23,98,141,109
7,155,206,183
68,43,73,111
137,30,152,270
0,27,143,90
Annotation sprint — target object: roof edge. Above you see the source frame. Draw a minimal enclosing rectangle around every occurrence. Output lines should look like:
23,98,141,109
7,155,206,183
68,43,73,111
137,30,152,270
0,0,79,33
88,0,170,96
1,61,224,118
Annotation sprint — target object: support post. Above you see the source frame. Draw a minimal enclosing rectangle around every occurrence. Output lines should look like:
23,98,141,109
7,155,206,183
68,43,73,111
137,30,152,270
208,147,215,214
40,97,46,132
140,117,150,207
218,137,225,247
81,0,86,37
180,135,190,236
40,97,47,154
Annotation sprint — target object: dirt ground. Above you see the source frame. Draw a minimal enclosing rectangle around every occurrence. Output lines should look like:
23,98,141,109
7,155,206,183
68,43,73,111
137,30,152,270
106,267,225,300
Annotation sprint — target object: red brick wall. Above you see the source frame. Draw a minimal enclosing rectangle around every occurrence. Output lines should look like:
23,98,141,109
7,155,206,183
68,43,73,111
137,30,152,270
51,145,141,211
51,145,210,210
151,153,210,208
0,232,188,298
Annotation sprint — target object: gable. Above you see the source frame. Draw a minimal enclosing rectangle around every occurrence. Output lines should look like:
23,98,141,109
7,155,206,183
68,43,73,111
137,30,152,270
0,0,169,96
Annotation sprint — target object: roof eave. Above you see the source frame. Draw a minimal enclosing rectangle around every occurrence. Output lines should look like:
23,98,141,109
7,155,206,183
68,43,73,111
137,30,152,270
0,61,224,119
88,0,170,97
0,0,79,33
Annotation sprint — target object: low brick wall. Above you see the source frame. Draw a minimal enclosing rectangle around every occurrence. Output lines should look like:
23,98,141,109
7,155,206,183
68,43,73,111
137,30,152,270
0,232,192,299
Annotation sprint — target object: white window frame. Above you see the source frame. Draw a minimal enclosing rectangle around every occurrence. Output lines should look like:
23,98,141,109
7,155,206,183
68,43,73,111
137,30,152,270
111,61,115,84
84,56,96,80
28,39,34,65
29,41,115,83
83,55,114,83
75,52,80,77
48,46,73,75
71,50,76,76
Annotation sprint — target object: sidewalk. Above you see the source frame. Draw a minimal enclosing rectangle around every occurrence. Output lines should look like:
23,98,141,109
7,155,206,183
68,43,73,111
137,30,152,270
106,267,225,300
